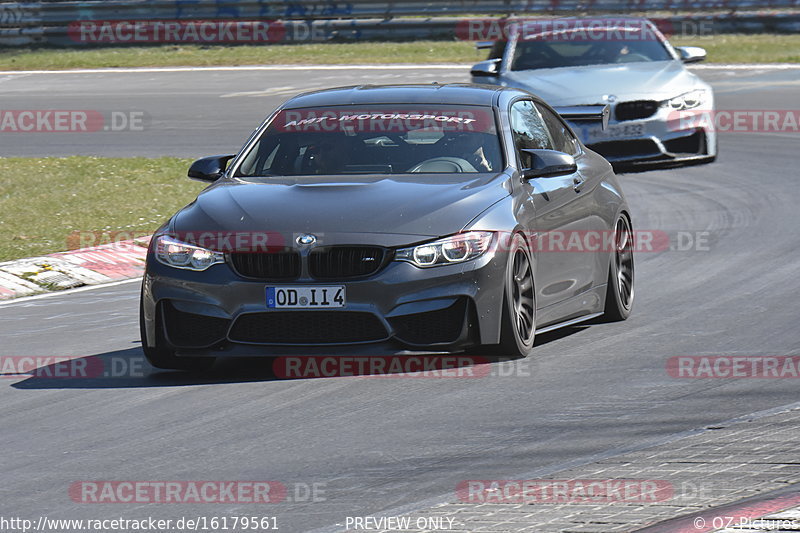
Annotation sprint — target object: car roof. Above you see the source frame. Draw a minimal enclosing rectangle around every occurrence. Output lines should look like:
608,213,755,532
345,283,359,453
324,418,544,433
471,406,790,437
282,83,524,109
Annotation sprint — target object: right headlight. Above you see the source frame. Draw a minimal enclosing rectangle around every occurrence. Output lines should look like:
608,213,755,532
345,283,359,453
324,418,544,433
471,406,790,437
666,89,708,111
153,235,225,271
395,232,494,268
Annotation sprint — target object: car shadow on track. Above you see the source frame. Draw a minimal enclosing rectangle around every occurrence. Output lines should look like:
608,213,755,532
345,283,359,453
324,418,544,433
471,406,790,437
8,326,589,389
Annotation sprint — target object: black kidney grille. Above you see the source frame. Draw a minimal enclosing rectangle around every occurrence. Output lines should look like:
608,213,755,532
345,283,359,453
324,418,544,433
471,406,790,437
229,311,388,344
309,247,387,279
230,249,300,280
615,100,659,121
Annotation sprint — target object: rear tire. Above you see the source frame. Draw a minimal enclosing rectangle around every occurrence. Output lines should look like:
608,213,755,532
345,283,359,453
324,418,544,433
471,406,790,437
139,299,216,372
603,214,635,321
496,233,536,358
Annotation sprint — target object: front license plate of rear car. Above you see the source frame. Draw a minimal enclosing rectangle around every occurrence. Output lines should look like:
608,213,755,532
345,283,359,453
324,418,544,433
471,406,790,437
266,286,345,309
584,123,645,143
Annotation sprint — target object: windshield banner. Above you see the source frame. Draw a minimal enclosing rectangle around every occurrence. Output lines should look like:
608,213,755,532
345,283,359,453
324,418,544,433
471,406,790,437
272,107,496,134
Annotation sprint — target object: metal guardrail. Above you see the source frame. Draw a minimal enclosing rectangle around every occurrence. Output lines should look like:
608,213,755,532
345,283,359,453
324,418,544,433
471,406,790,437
2,0,800,46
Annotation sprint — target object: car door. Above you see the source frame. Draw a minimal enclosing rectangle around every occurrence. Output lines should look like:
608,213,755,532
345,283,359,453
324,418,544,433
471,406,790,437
535,102,603,295
509,99,593,312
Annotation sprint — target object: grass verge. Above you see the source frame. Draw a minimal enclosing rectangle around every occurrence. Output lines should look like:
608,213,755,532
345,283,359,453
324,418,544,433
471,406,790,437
0,157,203,262
672,34,800,64
0,34,797,71
0,41,484,70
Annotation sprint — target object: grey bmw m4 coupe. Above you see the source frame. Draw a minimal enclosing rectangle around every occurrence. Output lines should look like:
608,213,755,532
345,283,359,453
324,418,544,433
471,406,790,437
140,84,635,371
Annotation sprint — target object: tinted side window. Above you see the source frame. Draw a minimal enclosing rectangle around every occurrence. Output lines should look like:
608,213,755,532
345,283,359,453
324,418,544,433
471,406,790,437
488,40,506,60
535,103,580,156
510,100,553,168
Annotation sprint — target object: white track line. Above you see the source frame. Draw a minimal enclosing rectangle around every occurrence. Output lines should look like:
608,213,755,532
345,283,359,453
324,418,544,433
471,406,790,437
0,278,141,306
0,63,797,76
692,64,800,70
0,64,470,75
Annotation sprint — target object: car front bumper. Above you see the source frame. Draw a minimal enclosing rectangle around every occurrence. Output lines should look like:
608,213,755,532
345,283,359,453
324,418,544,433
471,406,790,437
571,105,718,168
141,247,508,358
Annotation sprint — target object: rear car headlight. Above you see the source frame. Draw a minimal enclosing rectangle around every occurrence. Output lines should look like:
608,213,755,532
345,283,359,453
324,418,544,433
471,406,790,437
154,235,225,271
666,89,707,111
396,232,494,268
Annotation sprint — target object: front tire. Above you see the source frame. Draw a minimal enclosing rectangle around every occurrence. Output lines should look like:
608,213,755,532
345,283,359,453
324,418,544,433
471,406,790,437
603,214,635,321
496,233,536,358
139,299,216,372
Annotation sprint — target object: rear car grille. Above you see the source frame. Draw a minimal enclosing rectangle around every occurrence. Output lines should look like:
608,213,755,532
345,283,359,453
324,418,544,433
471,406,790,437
230,249,300,280
162,302,230,348
229,311,388,344
309,247,387,279
615,100,659,121
389,298,469,346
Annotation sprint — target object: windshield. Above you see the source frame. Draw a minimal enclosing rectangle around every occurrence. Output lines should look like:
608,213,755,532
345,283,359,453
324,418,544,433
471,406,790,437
510,28,673,70
234,105,502,177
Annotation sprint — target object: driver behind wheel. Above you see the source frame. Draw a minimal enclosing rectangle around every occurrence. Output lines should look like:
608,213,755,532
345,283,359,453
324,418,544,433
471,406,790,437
305,140,344,175
446,133,498,172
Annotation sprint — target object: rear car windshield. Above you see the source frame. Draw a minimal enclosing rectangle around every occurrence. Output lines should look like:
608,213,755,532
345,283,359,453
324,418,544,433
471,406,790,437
510,29,673,70
234,105,503,176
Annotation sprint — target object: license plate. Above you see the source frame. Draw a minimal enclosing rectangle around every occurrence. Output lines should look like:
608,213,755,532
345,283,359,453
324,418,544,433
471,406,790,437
266,286,345,309
583,123,645,143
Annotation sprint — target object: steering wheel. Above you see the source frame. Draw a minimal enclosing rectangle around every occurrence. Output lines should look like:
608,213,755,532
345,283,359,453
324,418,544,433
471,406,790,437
513,45,560,70
616,53,650,63
407,157,478,173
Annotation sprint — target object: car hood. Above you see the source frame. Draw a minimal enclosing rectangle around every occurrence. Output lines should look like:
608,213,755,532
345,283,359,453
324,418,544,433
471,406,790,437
170,173,510,246
501,60,703,105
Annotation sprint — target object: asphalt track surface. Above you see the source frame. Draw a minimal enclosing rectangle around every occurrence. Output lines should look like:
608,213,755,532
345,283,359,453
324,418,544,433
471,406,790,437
1,65,799,532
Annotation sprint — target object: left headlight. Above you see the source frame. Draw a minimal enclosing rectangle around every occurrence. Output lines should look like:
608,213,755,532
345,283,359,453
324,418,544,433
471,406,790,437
666,89,707,111
395,231,494,268
154,235,225,271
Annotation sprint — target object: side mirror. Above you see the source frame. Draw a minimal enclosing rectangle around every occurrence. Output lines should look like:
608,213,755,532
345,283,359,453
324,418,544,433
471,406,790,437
520,149,577,179
188,155,235,182
470,59,501,77
676,46,707,64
